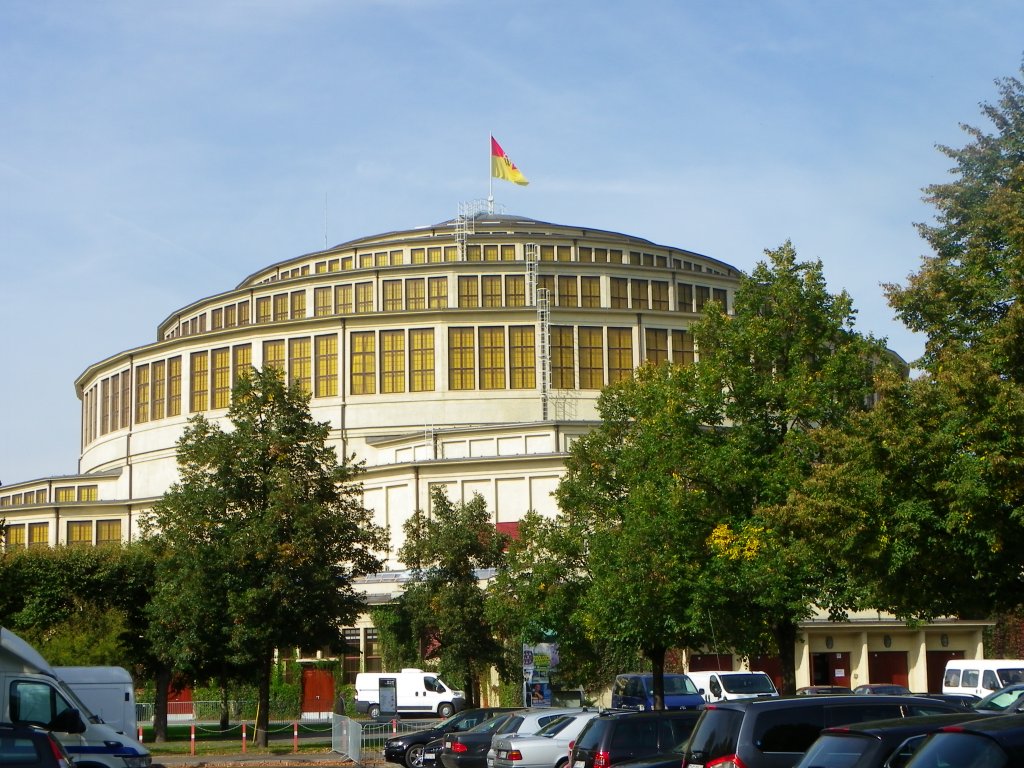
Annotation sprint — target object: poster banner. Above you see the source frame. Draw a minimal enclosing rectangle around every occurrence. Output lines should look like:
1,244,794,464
523,642,559,706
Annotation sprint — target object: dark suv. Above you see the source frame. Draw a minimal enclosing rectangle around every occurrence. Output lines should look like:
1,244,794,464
682,695,963,768
569,709,701,768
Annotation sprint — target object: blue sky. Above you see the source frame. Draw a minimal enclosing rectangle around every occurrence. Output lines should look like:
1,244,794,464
1,0,1022,484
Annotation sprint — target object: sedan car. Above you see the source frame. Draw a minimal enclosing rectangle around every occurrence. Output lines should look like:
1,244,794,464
485,709,590,768
0,722,74,768
439,713,519,768
491,710,599,768
385,707,517,768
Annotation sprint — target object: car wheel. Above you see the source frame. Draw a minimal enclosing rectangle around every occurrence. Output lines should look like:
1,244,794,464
368,703,381,719
438,702,455,717
406,744,426,768
555,760,568,768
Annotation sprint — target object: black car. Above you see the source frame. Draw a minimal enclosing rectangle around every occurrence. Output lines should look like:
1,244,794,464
569,709,701,768
794,712,987,768
904,713,1024,767
0,722,74,768
385,707,517,768
682,695,965,768
439,713,519,768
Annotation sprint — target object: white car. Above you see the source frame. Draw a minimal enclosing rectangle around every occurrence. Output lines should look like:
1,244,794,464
485,709,588,768
492,711,600,768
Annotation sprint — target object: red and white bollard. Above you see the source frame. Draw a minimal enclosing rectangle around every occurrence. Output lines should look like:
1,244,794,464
392,718,398,734
190,724,195,756
242,722,247,754
137,726,143,743
293,722,299,753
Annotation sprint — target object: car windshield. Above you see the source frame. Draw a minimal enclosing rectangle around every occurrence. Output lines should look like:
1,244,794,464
975,687,1024,712
997,668,1024,687
536,716,574,737
721,674,775,694
664,676,699,695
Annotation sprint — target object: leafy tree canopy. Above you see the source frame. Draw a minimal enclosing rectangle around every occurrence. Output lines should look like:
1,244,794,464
145,367,386,744
397,489,507,704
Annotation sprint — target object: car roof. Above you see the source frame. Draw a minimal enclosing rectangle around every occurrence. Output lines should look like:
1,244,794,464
705,693,959,711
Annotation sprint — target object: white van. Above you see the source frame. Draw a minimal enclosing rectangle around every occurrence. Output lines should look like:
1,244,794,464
687,670,779,702
942,659,1024,697
355,668,465,718
0,627,150,768
55,666,137,735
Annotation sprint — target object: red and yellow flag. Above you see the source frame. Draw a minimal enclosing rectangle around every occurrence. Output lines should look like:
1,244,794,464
491,136,529,186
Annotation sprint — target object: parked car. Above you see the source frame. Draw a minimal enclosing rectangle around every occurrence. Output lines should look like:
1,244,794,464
440,713,521,768
903,713,1024,767
795,686,853,696
568,708,701,768
794,712,987,768
385,707,517,768
942,658,1024,698
491,709,599,768
853,684,913,695
688,670,779,702
972,683,1024,714
0,722,75,768
682,694,965,768
611,673,704,710
485,709,591,768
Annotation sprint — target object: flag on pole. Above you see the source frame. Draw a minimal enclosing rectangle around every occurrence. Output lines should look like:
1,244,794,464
491,136,529,186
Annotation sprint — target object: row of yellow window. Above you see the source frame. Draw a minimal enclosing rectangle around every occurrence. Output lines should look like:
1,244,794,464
2,519,121,550
0,485,98,508
168,274,728,341
86,325,696,442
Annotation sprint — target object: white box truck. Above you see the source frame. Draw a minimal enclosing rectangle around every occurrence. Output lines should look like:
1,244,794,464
355,668,466,718
0,627,150,768
55,666,137,735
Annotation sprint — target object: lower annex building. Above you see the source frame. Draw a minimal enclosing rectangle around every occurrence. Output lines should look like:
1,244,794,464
1,211,989,696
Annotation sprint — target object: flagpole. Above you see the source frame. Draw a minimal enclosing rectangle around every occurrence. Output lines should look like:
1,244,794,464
488,133,494,214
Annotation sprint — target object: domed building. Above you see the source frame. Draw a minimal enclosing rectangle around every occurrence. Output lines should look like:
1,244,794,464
0,211,989,695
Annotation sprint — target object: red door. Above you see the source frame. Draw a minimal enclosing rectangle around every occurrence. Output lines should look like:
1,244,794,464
868,651,909,687
302,668,335,717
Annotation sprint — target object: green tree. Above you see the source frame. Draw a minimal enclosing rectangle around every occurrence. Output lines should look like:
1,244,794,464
486,510,642,701
789,65,1024,620
555,243,885,695
146,367,387,746
397,489,507,707
0,544,156,668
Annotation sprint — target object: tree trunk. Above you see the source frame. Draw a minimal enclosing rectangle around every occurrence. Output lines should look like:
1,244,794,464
255,652,271,748
772,619,799,695
649,645,667,710
219,667,230,731
153,666,171,743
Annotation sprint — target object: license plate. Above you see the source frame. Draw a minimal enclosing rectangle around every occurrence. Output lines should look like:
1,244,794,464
686,764,705,768
574,762,585,768
498,751,509,759
445,742,452,749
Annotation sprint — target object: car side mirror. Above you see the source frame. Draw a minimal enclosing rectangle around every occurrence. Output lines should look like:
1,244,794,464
49,709,86,735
